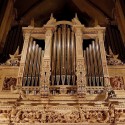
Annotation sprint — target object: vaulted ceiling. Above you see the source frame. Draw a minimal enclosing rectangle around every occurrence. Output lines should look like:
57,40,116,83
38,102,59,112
14,0,115,27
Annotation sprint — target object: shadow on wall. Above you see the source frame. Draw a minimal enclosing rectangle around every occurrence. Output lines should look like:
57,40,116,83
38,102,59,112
0,25,24,63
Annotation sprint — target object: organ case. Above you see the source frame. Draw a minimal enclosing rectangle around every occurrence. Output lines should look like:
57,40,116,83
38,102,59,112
18,16,110,97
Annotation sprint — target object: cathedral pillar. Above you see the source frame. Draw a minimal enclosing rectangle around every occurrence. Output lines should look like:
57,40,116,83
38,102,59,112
97,27,111,89
73,25,86,97
0,0,15,53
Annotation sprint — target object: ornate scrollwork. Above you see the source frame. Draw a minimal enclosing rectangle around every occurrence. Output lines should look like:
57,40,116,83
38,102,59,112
106,54,124,65
0,46,21,66
2,77,17,90
0,104,124,124
110,76,125,90
115,109,125,123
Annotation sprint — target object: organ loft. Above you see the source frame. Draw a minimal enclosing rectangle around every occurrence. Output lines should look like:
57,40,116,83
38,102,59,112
0,0,125,124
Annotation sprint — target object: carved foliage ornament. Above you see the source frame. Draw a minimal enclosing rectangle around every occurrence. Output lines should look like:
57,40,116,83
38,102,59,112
0,104,125,124
110,76,125,90
2,77,17,90
9,108,109,123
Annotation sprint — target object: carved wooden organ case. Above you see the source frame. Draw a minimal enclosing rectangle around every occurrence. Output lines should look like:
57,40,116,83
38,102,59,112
18,16,111,98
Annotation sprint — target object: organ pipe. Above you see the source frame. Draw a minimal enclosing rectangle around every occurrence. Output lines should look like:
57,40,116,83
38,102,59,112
56,28,61,85
89,44,94,76
67,27,70,85
67,28,70,75
92,41,98,75
32,44,39,86
23,40,32,86
62,25,66,76
71,32,75,85
53,32,57,85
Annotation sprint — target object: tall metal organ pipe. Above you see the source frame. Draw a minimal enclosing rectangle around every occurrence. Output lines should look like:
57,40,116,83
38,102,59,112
51,24,76,86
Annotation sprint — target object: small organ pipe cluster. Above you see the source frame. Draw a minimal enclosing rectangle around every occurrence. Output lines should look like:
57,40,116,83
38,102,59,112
51,24,76,86
84,40,104,86
22,40,43,87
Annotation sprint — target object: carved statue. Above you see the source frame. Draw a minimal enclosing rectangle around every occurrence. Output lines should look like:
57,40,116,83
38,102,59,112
103,111,109,123
14,110,22,123
79,107,86,122
19,90,26,99
41,110,46,123
10,106,17,119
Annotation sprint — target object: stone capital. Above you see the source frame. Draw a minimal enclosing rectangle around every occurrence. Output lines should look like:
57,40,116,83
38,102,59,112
72,25,84,33
44,25,56,33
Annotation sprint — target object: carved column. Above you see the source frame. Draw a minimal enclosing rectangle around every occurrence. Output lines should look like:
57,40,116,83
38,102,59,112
41,25,55,97
97,27,111,90
17,28,32,87
73,25,86,97
0,0,15,53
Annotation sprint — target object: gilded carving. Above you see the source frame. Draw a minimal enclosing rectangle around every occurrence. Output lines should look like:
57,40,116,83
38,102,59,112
0,110,10,122
115,109,125,123
2,77,17,90
107,54,124,65
110,76,124,90
0,104,124,124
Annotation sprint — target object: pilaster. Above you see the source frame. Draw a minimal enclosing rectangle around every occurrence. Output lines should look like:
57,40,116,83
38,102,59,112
96,27,111,89
73,25,86,97
17,28,32,87
41,25,55,97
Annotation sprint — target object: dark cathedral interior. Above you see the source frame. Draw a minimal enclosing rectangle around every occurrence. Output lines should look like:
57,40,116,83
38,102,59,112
0,0,125,62
0,0,125,124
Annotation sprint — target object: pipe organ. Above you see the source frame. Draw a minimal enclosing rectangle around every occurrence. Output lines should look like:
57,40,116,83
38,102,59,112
19,17,108,95
16,15,111,99
2,15,125,125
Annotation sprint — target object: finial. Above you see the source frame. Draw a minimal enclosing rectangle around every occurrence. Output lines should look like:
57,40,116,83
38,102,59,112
75,13,78,19
95,18,99,27
30,18,34,27
50,13,53,19
46,13,56,25
14,46,20,56
108,46,113,55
